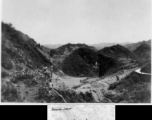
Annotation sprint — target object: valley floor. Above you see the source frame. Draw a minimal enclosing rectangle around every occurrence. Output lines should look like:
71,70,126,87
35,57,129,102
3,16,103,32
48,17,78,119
2,65,150,103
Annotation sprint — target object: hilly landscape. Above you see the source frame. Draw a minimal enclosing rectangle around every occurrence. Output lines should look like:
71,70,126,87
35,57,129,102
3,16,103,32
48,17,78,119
1,22,151,103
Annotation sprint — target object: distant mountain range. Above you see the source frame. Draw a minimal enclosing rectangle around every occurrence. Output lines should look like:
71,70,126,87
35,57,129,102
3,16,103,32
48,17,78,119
44,44,62,49
44,42,129,50
45,40,151,52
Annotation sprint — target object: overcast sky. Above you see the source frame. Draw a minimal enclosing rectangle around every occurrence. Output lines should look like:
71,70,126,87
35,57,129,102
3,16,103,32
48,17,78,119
2,0,151,45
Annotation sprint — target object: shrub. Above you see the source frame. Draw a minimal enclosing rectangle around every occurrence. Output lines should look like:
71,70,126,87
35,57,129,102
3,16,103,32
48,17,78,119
11,74,34,83
23,79,38,87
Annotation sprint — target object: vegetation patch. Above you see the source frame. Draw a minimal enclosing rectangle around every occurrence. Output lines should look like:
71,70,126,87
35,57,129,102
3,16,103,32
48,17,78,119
23,79,38,87
11,74,34,83
36,86,95,103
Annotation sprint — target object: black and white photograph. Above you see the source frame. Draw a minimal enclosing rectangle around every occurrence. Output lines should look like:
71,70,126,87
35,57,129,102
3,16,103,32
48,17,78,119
1,0,151,103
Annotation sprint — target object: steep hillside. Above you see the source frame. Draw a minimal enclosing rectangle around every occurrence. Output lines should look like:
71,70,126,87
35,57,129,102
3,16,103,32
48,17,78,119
133,43,151,61
2,23,51,70
98,44,137,60
1,22,52,102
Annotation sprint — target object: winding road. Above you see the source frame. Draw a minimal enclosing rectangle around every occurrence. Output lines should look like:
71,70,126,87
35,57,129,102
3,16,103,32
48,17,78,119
75,67,140,102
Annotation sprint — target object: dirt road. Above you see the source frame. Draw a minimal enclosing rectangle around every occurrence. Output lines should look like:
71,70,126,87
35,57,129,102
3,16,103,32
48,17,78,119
74,67,139,102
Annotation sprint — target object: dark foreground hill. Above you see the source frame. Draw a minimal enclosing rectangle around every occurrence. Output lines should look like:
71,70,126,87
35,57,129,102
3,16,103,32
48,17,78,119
61,48,98,77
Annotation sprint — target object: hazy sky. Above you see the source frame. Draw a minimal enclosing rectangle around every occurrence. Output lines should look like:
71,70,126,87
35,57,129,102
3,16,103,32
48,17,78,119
2,0,151,45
